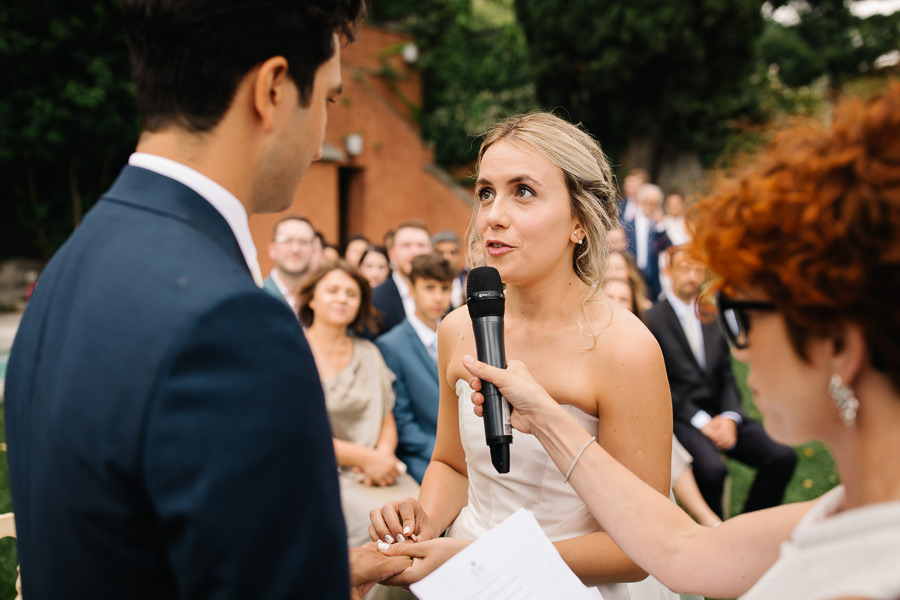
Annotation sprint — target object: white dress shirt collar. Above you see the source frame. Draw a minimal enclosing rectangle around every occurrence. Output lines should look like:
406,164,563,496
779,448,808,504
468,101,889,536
392,270,417,321
408,313,439,360
128,153,262,285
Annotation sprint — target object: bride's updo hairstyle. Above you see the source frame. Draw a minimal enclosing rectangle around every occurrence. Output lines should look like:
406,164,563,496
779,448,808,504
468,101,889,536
470,112,618,296
691,82,900,391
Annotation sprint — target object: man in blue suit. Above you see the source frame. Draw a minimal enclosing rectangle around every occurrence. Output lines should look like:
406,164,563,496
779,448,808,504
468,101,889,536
625,182,672,302
4,1,408,598
376,254,454,483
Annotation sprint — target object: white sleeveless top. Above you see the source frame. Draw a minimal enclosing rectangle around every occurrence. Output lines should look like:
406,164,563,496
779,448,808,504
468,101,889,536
448,380,680,600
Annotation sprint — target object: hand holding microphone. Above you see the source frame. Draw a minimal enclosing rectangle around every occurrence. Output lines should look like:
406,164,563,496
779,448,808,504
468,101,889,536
466,266,512,473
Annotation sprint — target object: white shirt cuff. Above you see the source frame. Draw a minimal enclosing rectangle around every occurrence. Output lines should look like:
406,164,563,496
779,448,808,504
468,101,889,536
720,411,743,425
691,410,712,429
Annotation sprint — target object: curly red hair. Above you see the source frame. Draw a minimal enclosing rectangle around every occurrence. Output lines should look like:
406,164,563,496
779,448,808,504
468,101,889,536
690,81,900,390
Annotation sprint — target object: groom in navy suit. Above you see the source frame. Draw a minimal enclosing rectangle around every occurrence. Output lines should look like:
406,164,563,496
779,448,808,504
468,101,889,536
4,2,409,598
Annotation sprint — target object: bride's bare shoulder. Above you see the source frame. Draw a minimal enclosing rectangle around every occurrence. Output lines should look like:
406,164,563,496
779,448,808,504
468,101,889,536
438,304,472,336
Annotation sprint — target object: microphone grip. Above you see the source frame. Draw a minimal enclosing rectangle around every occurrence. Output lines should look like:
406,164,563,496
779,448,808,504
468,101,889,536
472,316,512,473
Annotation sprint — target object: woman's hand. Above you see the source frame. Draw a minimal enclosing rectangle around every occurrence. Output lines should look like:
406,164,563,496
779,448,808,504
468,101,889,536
375,538,471,586
369,497,438,544
462,355,560,435
359,448,401,487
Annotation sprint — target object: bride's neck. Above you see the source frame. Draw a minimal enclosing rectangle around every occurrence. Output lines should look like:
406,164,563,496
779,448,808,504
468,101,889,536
504,271,592,321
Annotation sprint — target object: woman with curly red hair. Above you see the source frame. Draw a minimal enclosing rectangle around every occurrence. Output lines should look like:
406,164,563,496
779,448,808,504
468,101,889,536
463,82,900,599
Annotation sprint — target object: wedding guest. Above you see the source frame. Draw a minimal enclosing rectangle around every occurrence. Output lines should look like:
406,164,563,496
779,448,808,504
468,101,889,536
345,234,371,266
648,246,796,518
359,245,391,290
263,215,317,311
299,261,420,547
463,84,900,599
376,253,455,483
371,221,432,336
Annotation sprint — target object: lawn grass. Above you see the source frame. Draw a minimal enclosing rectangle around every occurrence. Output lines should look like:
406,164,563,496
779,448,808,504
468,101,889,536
0,360,841,600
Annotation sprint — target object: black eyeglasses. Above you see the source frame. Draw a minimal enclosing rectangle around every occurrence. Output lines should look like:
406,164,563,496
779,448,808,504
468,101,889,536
715,290,777,349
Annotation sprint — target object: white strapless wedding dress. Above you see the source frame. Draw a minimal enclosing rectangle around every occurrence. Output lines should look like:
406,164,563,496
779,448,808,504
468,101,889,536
447,380,682,600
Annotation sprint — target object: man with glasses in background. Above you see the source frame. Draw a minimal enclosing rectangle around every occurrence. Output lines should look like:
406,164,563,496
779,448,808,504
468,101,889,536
264,215,317,312
645,246,797,519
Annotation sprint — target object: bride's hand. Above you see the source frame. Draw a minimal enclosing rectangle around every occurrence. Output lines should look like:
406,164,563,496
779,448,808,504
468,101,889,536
462,355,560,435
375,537,471,586
369,497,438,545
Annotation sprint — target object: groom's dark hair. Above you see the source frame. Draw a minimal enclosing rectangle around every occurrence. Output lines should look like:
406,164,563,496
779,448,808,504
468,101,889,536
121,0,363,133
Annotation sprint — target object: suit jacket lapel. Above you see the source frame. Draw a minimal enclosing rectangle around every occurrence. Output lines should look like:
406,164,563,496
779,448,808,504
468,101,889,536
402,321,439,376
103,165,249,277
662,299,704,372
701,320,720,368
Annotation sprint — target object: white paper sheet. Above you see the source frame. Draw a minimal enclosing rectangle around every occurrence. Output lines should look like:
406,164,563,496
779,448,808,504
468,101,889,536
409,508,604,600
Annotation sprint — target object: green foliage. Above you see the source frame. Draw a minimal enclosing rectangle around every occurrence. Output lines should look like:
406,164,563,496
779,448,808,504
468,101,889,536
0,0,138,259
758,0,900,89
513,0,766,168
370,0,537,167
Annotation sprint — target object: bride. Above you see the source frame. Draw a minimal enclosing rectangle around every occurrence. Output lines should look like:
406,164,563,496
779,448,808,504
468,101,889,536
369,112,678,600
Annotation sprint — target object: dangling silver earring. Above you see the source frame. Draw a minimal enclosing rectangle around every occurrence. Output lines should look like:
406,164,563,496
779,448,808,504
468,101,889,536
828,374,859,426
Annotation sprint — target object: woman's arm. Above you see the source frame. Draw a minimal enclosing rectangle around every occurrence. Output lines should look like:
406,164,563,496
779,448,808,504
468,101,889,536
333,434,402,487
374,412,399,455
370,309,471,542
464,354,810,598
551,323,674,585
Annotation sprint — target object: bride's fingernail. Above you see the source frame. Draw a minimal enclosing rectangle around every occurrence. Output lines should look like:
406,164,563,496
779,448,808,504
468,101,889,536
396,534,405,542
378,542,390,552
384,534,394,543
403,525,411,534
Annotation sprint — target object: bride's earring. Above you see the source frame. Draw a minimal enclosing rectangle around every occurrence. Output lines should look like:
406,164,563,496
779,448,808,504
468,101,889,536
828,374,859,426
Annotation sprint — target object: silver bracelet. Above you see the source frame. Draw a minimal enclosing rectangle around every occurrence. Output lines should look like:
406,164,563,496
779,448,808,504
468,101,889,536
564,435,596,483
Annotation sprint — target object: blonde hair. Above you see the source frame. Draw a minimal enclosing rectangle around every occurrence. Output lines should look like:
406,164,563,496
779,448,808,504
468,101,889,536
468,112,618,298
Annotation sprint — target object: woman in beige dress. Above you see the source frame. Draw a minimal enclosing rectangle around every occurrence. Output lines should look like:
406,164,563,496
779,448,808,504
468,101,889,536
298,260,419,547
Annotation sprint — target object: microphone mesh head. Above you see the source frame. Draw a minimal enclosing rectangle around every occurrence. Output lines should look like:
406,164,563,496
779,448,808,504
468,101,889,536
466,266,504,319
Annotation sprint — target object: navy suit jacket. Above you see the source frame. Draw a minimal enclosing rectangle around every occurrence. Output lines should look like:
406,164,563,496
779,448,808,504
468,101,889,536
4,165,349,599
375,320,440,483
644,298,744,426
370,274,406,336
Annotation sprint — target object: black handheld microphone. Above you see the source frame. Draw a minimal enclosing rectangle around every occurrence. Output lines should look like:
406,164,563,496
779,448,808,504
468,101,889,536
466,266,512,474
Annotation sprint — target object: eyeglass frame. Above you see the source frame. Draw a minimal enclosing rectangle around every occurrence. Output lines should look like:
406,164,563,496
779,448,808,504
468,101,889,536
274,235,314,247
715,290,777,349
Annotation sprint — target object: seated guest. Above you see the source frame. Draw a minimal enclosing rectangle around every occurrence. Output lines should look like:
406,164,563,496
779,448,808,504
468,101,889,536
263,215,317,311
431,230,467,308
298,261,419,547
371,221,433,336
625,183,672,302
645,246,796,518
377,253,455,483
359,244,391,290
344,234,370,267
